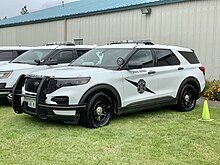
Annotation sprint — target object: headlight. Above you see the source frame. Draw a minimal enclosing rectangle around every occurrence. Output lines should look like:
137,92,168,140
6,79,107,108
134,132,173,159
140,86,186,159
55,77,91,87
0,71,13,79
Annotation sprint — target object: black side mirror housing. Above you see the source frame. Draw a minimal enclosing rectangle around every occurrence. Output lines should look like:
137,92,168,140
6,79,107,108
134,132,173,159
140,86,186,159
44,59,58,65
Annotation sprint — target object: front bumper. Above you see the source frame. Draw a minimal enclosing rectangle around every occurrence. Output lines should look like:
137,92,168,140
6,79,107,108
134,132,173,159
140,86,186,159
12,75,86,124
0,88,12,96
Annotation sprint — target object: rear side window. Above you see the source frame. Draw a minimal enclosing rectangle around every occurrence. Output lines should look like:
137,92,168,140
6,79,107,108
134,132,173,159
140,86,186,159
178,51,200,64
76,49,90,57
17,50,27,56
155,49,180,66
0,51,14,61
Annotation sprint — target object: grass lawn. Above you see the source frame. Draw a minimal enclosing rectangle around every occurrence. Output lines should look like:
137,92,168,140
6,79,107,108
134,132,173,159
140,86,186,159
0,104,220,165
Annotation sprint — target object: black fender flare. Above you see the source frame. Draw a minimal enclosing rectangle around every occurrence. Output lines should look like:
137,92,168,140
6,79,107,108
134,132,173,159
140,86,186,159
176,77,201,99
79,84,122,109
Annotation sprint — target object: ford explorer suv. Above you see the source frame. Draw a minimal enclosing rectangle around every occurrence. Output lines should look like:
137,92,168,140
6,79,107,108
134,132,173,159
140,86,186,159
0,43,96,97
12,41,205,128
0,46,31,65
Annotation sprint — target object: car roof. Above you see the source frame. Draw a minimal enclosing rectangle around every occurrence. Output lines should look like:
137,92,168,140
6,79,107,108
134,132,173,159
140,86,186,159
97,44,192,52
32,45,97,50
0,46,32,50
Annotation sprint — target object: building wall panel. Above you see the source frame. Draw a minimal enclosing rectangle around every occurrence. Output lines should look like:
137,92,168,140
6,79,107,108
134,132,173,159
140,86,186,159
0,20,65,46
66,0,220,79
0,0,219,79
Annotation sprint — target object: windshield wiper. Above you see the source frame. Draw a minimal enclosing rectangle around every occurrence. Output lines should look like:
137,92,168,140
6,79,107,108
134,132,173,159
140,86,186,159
34,59,41,65
12,61,27,64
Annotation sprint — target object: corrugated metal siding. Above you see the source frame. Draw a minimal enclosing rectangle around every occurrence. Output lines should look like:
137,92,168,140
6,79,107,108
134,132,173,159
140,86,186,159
0,0,219,79
0,0,188,28
67,0,220,79
0,20,66,46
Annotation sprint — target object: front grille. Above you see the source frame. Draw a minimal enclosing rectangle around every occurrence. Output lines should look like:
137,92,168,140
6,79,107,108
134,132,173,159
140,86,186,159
46,79,58,94
0,83,6,89
25,78,42,93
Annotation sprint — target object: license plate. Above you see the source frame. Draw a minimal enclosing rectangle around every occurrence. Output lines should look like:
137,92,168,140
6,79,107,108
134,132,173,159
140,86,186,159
24,97,36,108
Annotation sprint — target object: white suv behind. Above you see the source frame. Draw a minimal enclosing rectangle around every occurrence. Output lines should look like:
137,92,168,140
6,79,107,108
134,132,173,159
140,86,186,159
0,46,31,65
12,42,205,128
0,44,95,97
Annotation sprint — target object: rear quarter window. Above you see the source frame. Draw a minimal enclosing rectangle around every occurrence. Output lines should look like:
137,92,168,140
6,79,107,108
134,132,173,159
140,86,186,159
155,49,180,66
178,51,200,64
0,51,14,61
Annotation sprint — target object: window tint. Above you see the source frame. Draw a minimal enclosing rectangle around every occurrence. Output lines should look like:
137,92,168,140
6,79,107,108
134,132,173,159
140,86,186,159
155,49,180,66
178,51,199,64
0,51,14,61
51,50,74,64
76,49,90,57
17,50,27,56
129,49,154,68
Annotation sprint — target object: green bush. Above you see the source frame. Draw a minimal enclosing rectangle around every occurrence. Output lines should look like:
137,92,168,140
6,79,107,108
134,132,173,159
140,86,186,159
203,80,220,101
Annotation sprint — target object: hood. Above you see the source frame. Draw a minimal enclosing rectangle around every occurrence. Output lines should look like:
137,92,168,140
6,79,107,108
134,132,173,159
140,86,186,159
0,63,35,71
30,66,108,78
0,61,10,66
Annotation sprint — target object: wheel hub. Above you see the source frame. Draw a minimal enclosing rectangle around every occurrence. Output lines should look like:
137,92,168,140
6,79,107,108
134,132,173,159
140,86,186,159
184,94,190,102
96,106,103,115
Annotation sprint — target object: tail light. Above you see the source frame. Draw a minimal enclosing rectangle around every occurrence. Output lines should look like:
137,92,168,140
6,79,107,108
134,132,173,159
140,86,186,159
199,66,205,75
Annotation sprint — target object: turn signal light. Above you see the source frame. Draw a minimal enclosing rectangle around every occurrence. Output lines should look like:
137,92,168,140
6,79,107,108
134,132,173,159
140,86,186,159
199,66,205,75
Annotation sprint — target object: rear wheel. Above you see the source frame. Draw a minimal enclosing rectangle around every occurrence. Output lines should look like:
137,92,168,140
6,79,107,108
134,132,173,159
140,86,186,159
177,84,198,112
80,92,114,128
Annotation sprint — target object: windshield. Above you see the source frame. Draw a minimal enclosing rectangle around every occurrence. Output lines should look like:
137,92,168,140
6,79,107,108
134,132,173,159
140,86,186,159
11,49,53,65
70,48,132,70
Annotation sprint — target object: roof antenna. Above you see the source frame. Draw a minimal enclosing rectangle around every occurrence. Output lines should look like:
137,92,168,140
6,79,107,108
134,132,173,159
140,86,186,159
62,1,64,7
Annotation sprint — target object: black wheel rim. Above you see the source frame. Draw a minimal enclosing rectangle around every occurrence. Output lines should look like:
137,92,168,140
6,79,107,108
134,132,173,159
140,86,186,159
181,88,196,110
92,98,112,127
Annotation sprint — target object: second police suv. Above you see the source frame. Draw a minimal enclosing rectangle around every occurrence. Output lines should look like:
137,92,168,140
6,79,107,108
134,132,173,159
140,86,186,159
0,42,95,99
12,41,206,128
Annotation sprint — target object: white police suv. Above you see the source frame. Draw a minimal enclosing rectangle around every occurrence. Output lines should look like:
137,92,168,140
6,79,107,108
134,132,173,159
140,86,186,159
0,43,95,97
0,46,31,65
12,41,205,128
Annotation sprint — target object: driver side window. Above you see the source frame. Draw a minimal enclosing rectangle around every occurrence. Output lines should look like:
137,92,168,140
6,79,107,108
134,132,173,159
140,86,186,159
51,50,75,64
129,49,154,68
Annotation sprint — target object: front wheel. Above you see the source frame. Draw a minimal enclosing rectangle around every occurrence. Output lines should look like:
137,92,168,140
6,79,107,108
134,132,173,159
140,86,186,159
177,84,198,112
80,92,114,128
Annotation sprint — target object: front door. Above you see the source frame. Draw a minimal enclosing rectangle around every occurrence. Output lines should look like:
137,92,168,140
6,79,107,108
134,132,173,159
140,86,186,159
121,49,158,107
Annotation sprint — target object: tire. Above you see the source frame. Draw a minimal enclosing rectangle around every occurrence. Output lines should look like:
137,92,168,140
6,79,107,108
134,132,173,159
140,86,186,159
177,84,198,112
80,92,114,128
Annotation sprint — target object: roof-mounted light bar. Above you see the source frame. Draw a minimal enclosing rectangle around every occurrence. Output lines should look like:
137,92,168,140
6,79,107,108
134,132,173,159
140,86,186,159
44,42,75,46
109,40,154,45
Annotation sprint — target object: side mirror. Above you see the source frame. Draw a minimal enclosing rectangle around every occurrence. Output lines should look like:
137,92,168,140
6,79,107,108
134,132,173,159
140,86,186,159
44,59,58,65
126,62,143,70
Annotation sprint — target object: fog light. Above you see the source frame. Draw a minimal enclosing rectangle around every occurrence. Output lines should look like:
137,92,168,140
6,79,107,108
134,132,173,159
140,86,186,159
51,96,69,105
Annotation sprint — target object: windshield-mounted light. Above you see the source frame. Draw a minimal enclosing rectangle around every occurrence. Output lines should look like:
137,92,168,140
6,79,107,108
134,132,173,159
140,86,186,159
0,71,13,79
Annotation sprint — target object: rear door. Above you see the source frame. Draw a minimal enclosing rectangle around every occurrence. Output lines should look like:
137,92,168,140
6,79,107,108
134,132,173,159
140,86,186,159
122,49,158,107
154,49,183,98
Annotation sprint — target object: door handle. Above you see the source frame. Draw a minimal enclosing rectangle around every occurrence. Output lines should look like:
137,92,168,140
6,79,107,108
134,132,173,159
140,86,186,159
178,67,184,70
148,70,156,75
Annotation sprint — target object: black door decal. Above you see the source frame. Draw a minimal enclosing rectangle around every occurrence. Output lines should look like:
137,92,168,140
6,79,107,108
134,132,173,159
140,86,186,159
125,79,156,94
